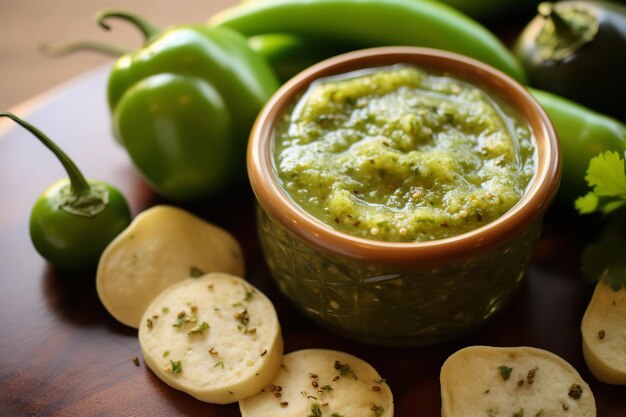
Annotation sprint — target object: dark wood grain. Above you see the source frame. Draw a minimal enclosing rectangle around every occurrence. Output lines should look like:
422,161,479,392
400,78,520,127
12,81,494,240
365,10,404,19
0,65,624,417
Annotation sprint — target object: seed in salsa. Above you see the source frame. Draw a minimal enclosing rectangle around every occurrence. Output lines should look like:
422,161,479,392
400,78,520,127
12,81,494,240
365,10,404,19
273,65,536,242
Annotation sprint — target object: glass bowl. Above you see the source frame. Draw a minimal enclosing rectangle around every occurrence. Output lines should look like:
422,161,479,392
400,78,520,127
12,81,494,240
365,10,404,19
247,47,561,346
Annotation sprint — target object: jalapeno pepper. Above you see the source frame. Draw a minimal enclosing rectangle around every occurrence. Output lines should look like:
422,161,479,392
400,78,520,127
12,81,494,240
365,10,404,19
0,112,131,272
96,10,280,201
210,0,527,83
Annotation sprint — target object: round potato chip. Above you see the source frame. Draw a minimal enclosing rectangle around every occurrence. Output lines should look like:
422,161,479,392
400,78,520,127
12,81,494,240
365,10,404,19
239,349,393,417
97,205,244,328
582,281,626,385
440,346,596,417
139,273,283,404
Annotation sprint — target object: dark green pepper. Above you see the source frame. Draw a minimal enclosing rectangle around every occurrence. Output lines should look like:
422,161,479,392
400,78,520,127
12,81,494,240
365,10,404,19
97,10,280,201
515,1,626,121
0,112,131,272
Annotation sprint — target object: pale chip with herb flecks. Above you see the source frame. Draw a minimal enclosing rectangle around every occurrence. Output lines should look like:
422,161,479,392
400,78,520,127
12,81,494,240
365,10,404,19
239,349,393,417
138,273,283,404
582,281,626,384
440,346,596,417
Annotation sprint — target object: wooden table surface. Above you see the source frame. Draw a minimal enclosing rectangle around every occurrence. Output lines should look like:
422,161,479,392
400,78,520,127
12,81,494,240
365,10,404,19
0,65,624,417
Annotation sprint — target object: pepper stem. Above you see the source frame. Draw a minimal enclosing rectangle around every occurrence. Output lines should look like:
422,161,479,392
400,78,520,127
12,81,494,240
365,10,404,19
96,10,161,44
40,40,130,58
538,2,580,45
0,112,90,196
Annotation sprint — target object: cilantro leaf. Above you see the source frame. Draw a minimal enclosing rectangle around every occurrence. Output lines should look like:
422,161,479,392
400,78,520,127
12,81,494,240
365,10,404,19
308,402,322,417
170,360,182,374
581,215,626,290
585,151,626,196
574,192,599,214
576,151,626,215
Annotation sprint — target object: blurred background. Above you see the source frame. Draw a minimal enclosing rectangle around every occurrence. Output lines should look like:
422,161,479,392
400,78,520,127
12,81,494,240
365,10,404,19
0,0,237,110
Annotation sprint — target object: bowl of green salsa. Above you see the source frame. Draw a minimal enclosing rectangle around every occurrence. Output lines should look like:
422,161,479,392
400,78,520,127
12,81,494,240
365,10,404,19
248,47,561,345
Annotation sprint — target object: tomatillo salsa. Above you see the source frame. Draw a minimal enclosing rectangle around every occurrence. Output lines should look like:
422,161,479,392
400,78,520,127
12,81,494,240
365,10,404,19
273,65,536,242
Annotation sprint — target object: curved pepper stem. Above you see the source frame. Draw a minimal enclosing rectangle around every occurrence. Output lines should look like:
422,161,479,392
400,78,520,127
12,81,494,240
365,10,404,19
40,40,130,58
0,112,90,197
538,2,580,45
536,1,598,61
96,9,161,44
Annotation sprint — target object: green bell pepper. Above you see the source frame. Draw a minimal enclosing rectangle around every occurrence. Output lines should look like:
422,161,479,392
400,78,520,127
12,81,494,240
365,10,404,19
98,10,280,201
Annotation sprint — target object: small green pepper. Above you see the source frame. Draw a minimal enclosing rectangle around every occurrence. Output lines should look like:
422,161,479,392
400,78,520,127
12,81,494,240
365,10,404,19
0,112,131,272
97,10,280,201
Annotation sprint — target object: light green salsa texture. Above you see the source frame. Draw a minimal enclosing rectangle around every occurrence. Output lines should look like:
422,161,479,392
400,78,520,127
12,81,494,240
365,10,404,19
273,65,536,242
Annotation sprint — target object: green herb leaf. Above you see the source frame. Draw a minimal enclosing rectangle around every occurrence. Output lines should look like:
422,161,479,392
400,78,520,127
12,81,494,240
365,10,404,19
214,361,224,369
585,151,626,196
188,321,210,335
320,384,333,391
334,360,357,379
331,414,344,417
190,266,205,278
170,360,182,374
308,402,322,417
576,151,626,215
243,285,255,301
574,192,599,214
498,365,513,381
581,215,626,290
235,309,250,326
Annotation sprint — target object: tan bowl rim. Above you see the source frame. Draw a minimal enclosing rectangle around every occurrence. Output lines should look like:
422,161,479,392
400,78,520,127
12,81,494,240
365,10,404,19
248,46,561,267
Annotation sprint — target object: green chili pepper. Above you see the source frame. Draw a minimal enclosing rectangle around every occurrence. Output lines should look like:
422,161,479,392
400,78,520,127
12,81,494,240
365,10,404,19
0,112,131,272
97,10,280,201
210,0,527,83
530,88,626,199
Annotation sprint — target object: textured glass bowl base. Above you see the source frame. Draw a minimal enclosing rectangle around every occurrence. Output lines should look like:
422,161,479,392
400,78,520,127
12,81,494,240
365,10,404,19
257,206,541,346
